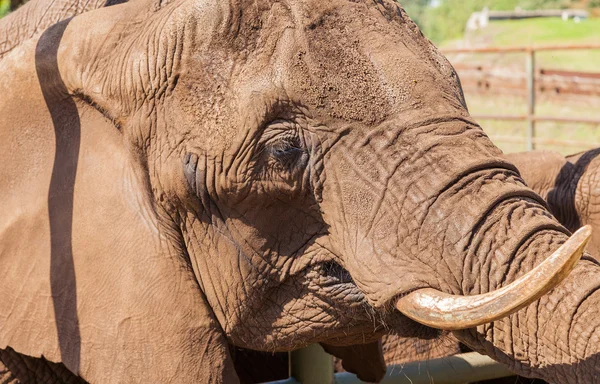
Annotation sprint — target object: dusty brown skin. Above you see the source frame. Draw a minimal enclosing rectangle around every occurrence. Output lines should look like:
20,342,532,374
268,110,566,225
383,149,600,369
508,149,600,257
1,0,600,383
1,0,285,380
1,1,366,382
0,0,124,59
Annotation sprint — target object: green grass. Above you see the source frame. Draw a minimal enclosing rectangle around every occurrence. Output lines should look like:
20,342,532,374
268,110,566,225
438,17,600,154
0,0,9,18
441,17,600,71
492,17,600,45
466,94,600,155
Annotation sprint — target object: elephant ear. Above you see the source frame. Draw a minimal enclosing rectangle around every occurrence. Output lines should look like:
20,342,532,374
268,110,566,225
51,0,216,123
321,341,386,383
0,5,238,384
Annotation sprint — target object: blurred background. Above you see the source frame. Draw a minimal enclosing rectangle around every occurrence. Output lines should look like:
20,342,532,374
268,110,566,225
2,0,600,155
403,0,600,155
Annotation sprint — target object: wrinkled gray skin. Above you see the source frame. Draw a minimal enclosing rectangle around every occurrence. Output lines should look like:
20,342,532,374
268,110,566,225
3,1,600,383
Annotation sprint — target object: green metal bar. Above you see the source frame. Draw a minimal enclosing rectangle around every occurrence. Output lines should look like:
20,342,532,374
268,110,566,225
289,344,334,384
333,352,514,384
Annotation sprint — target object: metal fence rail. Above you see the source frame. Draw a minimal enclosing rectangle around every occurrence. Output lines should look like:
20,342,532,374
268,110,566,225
443,44,600,151
454,64,600,99
265,346,515,384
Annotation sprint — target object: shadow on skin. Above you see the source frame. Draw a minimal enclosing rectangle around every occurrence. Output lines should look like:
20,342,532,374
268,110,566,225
231,347,289,383
548,148,600,232
34,20,81,373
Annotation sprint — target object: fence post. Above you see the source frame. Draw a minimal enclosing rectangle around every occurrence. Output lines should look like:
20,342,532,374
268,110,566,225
526,48,536,151
289,344,334,384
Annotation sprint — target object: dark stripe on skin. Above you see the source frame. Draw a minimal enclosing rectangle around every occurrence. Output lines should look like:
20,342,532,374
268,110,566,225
35,20,81,374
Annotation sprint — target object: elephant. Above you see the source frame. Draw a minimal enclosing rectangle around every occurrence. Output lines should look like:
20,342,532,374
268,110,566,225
0,0,125,60
1,2,293,382
1,0,599,382
507,149,600,258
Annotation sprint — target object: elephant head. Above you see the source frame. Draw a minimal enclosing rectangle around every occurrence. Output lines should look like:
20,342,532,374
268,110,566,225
0,0,598,383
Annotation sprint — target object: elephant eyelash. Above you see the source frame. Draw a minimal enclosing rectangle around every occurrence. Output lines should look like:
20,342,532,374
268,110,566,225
257,117,308,169
267,136,307,169
270,137,301,158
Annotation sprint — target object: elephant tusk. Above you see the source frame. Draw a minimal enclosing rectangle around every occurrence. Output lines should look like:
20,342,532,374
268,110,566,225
395,225,592,331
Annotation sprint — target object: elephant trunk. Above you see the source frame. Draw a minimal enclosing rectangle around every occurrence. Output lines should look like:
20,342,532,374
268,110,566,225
454,246,600,382
322,117,597,381
396,225,590,330
423,186,600,382
324,117,589,309
401,150,600,382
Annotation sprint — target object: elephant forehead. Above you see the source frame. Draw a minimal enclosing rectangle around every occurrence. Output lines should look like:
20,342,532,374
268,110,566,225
188,0,416,125
282,0,464,126
167,0,463,152
281,2,394,125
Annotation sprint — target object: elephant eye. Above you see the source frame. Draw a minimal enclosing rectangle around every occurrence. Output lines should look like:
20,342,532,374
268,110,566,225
269,136,306,168
256,121,310,194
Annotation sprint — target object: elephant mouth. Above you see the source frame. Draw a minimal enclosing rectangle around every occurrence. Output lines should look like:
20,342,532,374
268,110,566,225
316,261,366,303
320,261,353,285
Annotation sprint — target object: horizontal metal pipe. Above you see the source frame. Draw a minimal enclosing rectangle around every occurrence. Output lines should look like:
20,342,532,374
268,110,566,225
333,352,514,384
262,352,515,384
534,116,600,124
454,64,600,81
267,379,300,384
474,114,529,121
539,68,600,79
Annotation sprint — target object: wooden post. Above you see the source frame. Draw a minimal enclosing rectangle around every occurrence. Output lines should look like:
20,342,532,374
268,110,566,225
289,344,334,384
526,48,536,151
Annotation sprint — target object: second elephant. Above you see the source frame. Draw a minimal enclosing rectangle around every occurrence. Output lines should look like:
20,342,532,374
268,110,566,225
507,149,600,258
